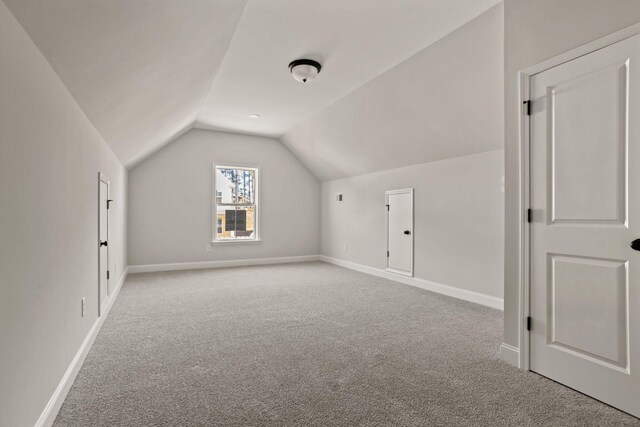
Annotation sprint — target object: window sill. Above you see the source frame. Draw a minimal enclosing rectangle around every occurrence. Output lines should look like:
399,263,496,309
212,239,262,245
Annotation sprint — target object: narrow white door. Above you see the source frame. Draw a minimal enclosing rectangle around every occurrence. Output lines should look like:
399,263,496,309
529,33,640,416
386,189,413,276
99,173,110,316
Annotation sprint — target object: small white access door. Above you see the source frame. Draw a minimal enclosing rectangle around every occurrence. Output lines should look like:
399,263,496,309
529,33,640,416
386,189,413,277
98,173,110,316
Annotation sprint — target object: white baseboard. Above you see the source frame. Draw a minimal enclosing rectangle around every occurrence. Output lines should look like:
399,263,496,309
500,343,520,368
319,256,504,311
35,268,129,427
128,255,321,274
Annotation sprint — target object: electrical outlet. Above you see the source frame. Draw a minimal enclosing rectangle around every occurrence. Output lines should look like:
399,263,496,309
343,243,348,253
81,298,85,317
205,244,212,253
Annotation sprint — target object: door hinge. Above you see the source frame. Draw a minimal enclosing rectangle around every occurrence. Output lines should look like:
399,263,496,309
526,316,532,331
524,100,531,116
107,199,114,209
386,204,390,211
527,208,532,223
107,270,110,280
386,250,389,258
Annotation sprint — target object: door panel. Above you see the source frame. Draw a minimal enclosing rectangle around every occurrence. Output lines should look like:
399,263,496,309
550,61,627,224
386,189,413,276
530,34,639,417
548,254,628,368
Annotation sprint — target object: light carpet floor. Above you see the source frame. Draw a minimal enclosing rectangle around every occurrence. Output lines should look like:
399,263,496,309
54,262,639,426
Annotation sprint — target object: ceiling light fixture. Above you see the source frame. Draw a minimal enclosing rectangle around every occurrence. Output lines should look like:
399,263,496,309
288,59,322,83
249,114,261,118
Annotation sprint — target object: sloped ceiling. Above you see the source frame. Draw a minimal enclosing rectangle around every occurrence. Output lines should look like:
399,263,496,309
3,0,502,174
282,4,504,180
2,0,248,166
196,0,502,138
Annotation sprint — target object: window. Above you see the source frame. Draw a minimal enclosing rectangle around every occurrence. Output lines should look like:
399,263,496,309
213,165,258,242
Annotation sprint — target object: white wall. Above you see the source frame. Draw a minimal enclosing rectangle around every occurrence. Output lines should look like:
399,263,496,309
322,150,504,299
0,2,128,426
128,129,320,266
503,0,640,351
315,5,505,302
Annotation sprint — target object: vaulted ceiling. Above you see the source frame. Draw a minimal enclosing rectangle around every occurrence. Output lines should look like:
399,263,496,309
2,0,248,166
3,0,502,176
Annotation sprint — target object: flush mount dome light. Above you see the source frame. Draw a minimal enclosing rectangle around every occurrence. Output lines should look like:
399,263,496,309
288,59,322,83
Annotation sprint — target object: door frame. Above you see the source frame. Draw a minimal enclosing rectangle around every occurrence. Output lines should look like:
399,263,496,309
98,172,110,317
517,22,640,371
385,188,414,277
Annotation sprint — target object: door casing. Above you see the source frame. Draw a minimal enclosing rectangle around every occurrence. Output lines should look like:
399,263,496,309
517,21,640,371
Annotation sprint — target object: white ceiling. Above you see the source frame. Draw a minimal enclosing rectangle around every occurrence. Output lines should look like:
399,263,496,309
282,3,504,180
3,0,501,170
2,0,248,166
197,0,501,137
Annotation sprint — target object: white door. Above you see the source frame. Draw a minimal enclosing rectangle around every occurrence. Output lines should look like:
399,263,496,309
386,189,413,276
529,33,640,417
99,173,110,316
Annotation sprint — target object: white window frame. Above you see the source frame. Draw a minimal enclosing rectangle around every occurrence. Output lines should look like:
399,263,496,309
212,163,261,244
